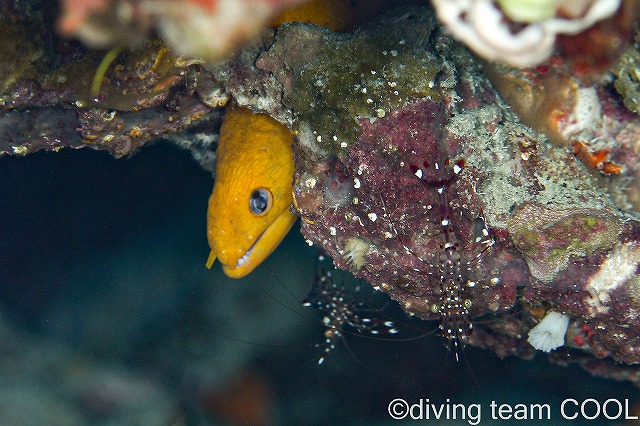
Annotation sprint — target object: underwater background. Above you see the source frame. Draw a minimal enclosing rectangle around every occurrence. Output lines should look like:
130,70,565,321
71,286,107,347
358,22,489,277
0,143,639,425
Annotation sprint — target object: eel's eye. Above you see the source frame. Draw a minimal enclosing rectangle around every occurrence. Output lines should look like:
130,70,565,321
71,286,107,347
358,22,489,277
249,188,272,216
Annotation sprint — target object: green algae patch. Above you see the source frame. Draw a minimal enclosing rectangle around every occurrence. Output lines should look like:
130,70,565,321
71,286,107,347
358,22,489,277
508,203,622,282
614,46,640,115
258,8,442,154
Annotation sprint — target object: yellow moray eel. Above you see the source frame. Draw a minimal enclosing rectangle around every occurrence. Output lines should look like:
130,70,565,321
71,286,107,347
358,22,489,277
206,105,297,278
206,0,387,278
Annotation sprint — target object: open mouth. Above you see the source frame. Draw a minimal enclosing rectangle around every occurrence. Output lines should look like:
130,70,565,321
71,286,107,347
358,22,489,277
218,209,297,278
234,232,263,268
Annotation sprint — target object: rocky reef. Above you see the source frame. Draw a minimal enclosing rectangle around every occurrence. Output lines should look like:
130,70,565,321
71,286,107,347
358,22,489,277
0,3,225,158
3,1,640,386
214,6,640,381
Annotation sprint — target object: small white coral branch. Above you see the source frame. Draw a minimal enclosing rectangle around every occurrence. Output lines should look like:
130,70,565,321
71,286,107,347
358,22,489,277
528,310,571,352
431,0,621,68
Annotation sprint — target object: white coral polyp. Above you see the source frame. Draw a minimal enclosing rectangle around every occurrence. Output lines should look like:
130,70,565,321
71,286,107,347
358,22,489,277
431,0,621,68
527,311,571,352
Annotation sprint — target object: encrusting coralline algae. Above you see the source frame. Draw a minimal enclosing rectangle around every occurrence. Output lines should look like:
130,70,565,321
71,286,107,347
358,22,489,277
2,2,640,385
214,7,640,380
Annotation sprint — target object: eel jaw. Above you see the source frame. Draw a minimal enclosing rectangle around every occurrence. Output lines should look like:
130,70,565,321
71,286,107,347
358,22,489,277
219,209,298,278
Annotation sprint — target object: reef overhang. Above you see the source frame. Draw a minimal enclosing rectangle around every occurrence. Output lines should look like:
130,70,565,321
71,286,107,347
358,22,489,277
214,6,640,383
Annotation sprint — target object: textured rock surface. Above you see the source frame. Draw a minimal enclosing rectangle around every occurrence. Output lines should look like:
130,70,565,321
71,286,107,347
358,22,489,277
216,6,640,380
4,1,640,385
0,5,225,157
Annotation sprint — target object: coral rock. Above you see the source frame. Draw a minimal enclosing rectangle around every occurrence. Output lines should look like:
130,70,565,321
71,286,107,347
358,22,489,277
217,6,640,375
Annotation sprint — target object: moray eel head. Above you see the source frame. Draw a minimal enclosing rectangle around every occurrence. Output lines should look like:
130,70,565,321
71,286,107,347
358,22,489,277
206,106,297,278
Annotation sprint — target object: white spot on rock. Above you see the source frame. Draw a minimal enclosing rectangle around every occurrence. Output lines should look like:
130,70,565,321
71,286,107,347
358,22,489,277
344,237,370,269
561,87,602,138
304,177,317,189
586,242,640,314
